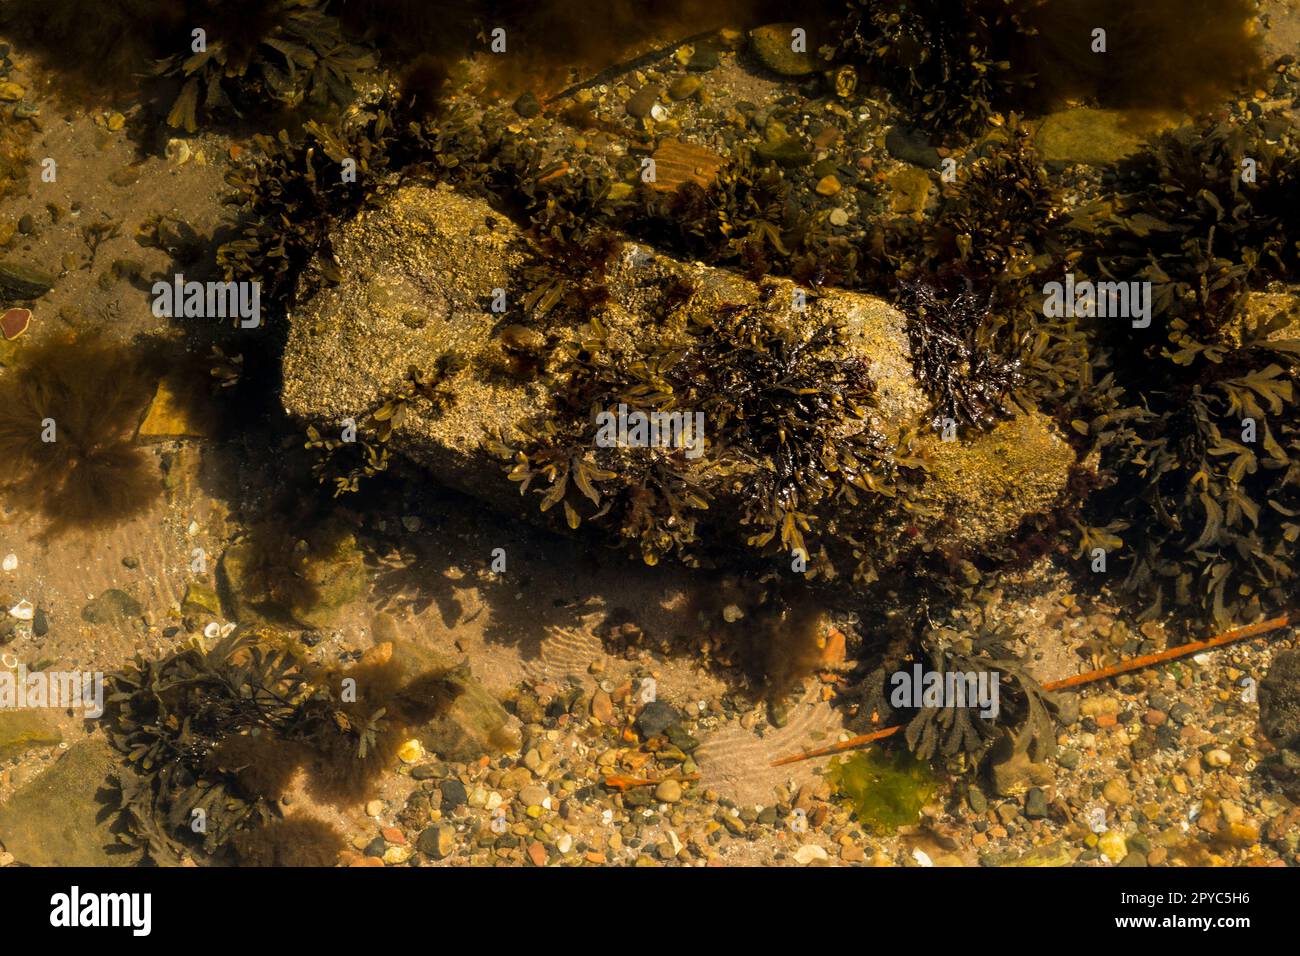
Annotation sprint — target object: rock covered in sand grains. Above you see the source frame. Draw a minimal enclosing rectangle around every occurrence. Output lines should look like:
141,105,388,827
281,184,1078,570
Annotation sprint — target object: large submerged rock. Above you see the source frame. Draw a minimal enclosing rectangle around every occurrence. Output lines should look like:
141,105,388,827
282,184,1077,568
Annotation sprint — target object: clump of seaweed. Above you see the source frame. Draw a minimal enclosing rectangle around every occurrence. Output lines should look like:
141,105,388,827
841,600,1058,767
106,627,459,864
0,334,159,537
898,275,1020,431
900,616,1057,764
155,0,376,132
836,0,1040,139
229,816,348,867
893,120,1074,431
490,292,921,574
306,358,461,495
1067,121,1300,624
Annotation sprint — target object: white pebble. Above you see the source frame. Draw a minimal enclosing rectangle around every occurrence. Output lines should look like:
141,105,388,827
795,844,829,865
1,553,16,572
8,600,34,621
911,848,934,867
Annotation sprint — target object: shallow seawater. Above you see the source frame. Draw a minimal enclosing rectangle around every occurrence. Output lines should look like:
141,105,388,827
0,0,1297,883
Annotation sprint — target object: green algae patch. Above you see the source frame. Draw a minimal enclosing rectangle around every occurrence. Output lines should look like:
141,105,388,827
827,747,937,834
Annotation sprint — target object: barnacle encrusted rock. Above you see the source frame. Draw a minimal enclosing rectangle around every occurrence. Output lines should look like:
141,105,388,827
282,184,1077,562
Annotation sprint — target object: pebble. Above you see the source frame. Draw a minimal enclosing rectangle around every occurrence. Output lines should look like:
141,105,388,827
794,844,829,865
1098,830,1128,864
669,76,701,101
590,690,614,723
815,175,841,196
1,554,15,572
828,208,849,227
655,779,682,803
397,739,423,763
519,784,549,808
636,701,680,738
417,825,455,860
1102,777,1132,806
1204,748,1232,768
884,125,940,168
513,92,541,118
436,777,464,804
7,600,33,621
383,845,413,865
626,85,663,119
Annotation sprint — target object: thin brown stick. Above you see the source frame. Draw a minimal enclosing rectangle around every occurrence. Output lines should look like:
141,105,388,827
770,613,1292,768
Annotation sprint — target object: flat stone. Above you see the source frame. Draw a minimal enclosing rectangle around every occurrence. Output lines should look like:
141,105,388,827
0,261,54,299
0,306,30,340
884,126,940,168
386,635,522,762
649,138,726,193
0,737,143,866
81,588,141,625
